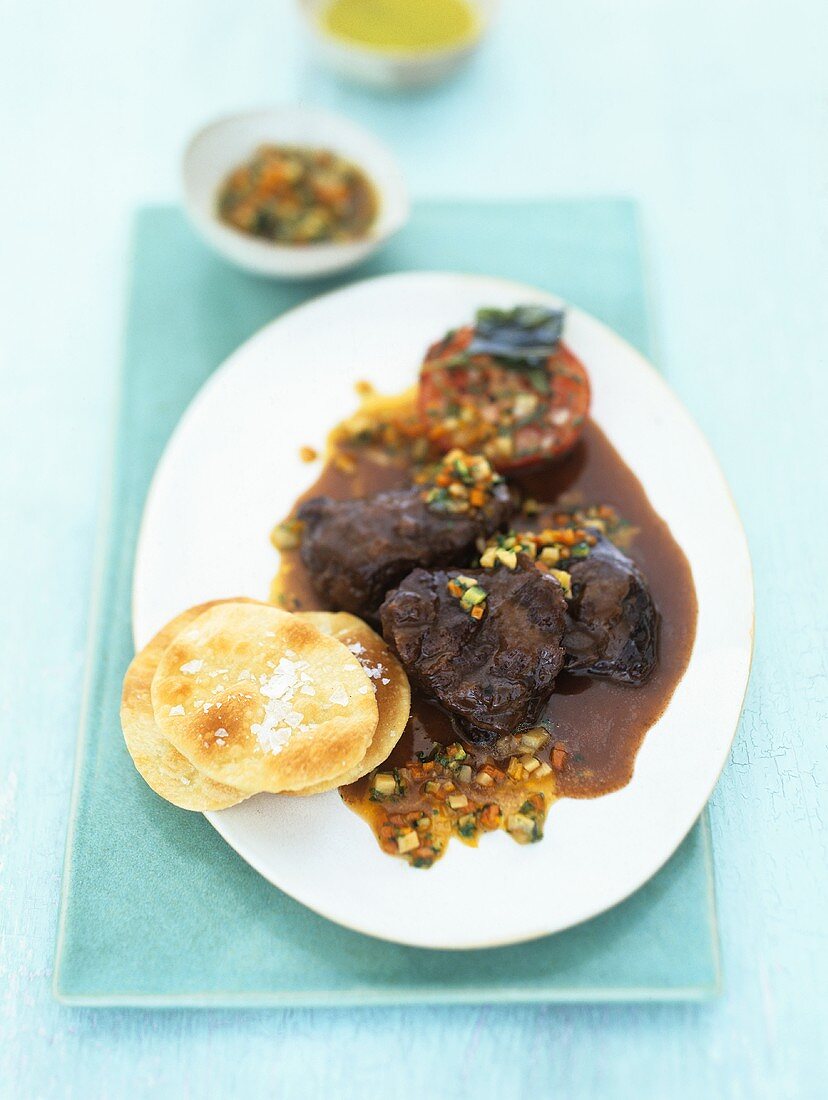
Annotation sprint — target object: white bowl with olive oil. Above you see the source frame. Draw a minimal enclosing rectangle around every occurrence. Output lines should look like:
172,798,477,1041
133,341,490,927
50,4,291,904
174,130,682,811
300,0,500,89
182,107,409,279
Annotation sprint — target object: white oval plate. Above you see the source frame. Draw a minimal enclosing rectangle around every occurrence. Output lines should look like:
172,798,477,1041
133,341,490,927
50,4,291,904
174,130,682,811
133,272,753,950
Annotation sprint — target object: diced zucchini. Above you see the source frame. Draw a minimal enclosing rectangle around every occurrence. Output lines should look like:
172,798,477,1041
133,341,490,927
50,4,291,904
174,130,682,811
520,729,547,751
519,754,541,774
495,547,518,569
460,585,487,609
549,568,572,595
479,546,498,569
372,772,396,797
396,830,420,854
507,813,535,835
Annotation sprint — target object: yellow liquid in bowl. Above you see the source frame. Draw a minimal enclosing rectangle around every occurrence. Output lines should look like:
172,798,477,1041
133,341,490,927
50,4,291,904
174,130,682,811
320,0,479,53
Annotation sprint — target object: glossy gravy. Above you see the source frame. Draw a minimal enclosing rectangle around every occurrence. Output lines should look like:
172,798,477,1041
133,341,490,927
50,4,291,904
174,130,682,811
272,419,698,857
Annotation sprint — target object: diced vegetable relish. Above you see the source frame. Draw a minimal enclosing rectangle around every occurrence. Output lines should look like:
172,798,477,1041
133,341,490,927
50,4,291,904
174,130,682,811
447,574,488,618
217,144,378,245
363,739,558,868
475,504,626,588
327,386,433,468
417,448,503,515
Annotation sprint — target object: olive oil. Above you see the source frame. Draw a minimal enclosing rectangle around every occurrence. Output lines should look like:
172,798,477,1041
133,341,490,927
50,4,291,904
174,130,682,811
320,0,479,53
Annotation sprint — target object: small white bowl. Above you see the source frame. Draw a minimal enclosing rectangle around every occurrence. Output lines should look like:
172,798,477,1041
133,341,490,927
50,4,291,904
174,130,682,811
299,0,499,90
182,107,410,279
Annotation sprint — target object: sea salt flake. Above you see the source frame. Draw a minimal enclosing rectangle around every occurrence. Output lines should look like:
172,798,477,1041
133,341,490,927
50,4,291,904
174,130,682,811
329,685,349,707
169,705,185,716
180,659,203,675
252,657,303,754
381,678,390,685
180,777,191,786
348,642,366,656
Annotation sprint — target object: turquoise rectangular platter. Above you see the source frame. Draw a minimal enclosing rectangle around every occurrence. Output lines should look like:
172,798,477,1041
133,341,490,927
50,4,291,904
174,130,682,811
54,201,720,1006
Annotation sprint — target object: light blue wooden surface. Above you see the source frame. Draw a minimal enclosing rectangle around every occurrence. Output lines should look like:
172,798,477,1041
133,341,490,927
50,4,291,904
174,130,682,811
1,0,826,1096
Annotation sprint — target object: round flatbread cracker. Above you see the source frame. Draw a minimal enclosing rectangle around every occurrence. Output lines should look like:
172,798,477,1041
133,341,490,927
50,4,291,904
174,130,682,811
293,612,411,794
121,601,253,811
151,602,378,793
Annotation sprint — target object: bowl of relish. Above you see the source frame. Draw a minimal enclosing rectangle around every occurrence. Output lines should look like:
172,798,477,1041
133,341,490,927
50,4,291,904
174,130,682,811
183,106,409,279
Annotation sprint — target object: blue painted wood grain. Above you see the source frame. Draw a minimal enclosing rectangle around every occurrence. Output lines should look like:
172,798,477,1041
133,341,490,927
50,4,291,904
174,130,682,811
1,0,826,1095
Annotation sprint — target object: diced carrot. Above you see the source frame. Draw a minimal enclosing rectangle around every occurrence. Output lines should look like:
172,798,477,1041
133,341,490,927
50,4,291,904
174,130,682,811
551,744,568,770
479,803,502,831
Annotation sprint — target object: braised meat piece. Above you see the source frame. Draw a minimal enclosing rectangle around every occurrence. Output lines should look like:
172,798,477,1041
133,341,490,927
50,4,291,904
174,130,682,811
380,560,568,744
298,482,514,618
564,537,659,684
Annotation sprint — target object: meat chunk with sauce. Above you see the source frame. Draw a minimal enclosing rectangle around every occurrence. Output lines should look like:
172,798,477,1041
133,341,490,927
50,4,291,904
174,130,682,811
380,560,568,744
564,537,659,684
298,482,514,618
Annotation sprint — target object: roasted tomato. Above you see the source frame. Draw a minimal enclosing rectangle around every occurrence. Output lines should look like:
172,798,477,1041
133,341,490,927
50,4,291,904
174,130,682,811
418,306,590,472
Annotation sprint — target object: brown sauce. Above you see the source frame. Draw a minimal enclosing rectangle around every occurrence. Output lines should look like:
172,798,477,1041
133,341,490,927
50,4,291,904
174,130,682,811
272,418,698,860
